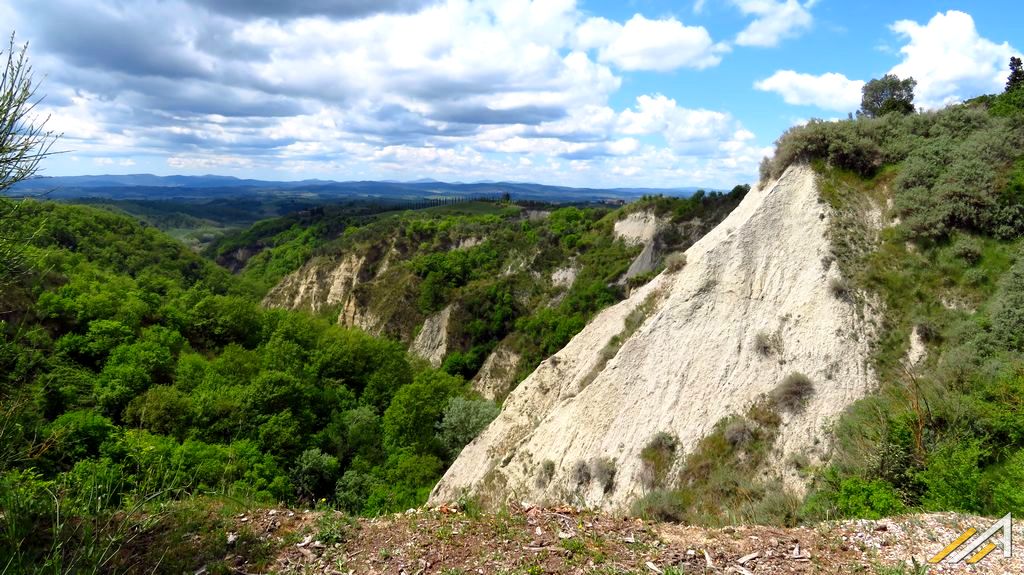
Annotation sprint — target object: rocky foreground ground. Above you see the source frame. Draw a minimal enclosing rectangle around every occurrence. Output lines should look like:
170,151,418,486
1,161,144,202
210,505,1020,575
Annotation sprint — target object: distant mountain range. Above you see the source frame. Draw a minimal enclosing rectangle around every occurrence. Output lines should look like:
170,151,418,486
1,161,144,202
7,174,711,203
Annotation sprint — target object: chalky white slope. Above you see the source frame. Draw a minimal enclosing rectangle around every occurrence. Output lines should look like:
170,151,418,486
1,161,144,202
430,165,877,510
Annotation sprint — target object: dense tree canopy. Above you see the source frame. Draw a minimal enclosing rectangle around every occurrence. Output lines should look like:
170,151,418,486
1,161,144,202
0,199,503,570
858,74,917,118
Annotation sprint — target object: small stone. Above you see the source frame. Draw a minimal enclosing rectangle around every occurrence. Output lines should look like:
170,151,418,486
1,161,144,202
737,551,759,565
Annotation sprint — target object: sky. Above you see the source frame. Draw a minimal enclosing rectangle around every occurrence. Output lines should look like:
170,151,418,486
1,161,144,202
2,0,1020,188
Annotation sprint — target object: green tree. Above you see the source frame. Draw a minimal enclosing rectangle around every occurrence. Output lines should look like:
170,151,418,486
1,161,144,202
124,385,194,439
436,397,499,458
1008,56,1024,93
291,448,340,502
859,74,917,118
44,410,115,470
382,370,463,454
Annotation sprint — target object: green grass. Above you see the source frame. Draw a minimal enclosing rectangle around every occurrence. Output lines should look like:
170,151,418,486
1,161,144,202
873,558,929,575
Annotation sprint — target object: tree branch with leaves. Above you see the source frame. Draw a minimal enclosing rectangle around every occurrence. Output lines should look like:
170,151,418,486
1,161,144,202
1,33,59,293
1,34,57,192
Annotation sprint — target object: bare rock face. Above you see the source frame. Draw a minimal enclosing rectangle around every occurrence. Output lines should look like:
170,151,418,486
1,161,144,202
550,266,577,290
904,325,928,369
429,165,877,512
472,341,523,402
263,254,366,313
614,211,669,282
409,305,453,368
622,242,659,280
614,212,662,246
263,248,400,338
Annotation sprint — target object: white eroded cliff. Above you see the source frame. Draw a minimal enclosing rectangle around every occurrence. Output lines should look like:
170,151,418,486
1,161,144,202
429,165,876,511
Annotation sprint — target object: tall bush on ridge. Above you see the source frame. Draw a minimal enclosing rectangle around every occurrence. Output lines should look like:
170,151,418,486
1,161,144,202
859,74,917,118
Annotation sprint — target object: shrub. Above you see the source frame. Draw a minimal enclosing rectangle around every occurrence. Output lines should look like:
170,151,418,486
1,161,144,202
535,459,555,488
951,236,983,265
640,432,678,489
665,253,687,273
833,477,906,520
828,276,851,300
571,460,591,487
631,489,686,522
985,450,1024,515
770,373,815,413
753,330,780,356
737,484,802,527
918,439,986,512
335,468,380,515
914,321,941,344
436,397,500,458
990,251,1024,351
591,457,616,494
291,448,340,501
724,419,755,447
45,410,115,469
124,385,194,439
626,269,659,289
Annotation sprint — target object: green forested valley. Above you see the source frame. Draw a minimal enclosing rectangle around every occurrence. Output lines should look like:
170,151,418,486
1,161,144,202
0,188,746,571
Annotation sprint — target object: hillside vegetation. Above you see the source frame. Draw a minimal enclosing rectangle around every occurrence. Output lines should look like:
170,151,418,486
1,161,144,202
632,81,1024,525
66,196,349,251
4,58,1024,575
0,200,504,571
244,192,746,389
799,89,1024,521
0,188,746,572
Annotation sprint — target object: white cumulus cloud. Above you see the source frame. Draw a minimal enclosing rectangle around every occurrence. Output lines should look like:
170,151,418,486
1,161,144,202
754,70,864,112
733,0,814,47
9,0,765,187
617,94,752,154
577,14,727,71
888,10,1019,109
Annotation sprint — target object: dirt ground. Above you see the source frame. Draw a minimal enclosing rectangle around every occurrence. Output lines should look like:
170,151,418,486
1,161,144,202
216,505,1021,574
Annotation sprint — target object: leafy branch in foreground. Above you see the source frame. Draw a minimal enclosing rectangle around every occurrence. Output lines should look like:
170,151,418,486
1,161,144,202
0,33,59,294
1,33,58,192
